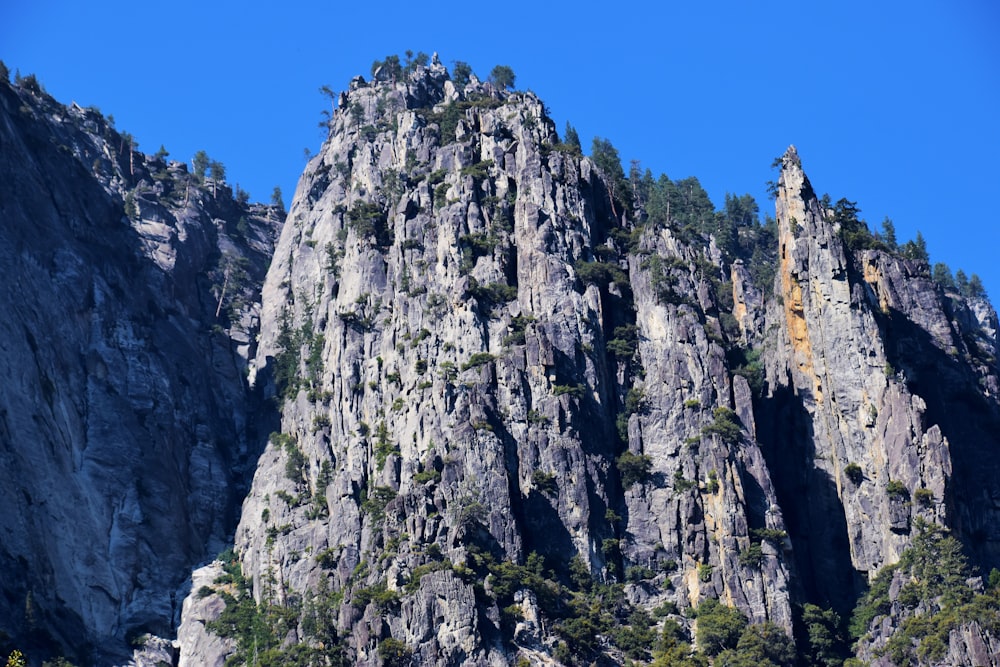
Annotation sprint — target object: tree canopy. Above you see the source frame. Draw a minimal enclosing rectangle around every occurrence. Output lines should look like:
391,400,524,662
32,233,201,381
451,61,473,88
489,65,516,90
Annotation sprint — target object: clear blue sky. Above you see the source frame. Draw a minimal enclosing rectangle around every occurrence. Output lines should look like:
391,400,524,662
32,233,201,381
3,1,999,298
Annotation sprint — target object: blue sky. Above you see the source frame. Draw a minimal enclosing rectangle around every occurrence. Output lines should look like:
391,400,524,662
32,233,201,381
3,1,999,298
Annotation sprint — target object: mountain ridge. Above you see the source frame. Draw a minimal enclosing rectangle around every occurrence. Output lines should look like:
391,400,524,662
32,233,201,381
1,57,998,666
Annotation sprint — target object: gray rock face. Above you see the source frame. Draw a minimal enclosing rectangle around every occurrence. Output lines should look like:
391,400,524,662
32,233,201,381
175,563,236,667
751,147,1000,618
0,79,280,662
180,64,800,665
181,82,1000,660
7,64,1000,667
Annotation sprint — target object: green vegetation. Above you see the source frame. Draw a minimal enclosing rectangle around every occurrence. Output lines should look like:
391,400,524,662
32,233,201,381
886,479,909,500
751,528,788,544
458,232,496,272
205,551,348,666
844,462,863,484
914,487,935,506
673,469,697,492
552,383,585,398
272,308,328,400
467,279,517,308
352,581,399,611
850,519,1000,665
802,603,850,667
553,122,583,155
412,467,440,485
461,352,496,371
192,150,209,181
377,638,411,667
489,65,516,90
269,432,305,483
701,407,742,444
347,200,390,246
373,422,398,470
616,386,645,441
503,314,535,346
730,347,764,396
706,469,720,494
460,159,493,181
693,597,746,655
361,486,397,521
270,186,285,210
739,542,764,568
715,622,796,667
451,61,473,88
575,260,628,288
531,469,558,494
617,451,653,488
607,324,639,358
591,137,630,219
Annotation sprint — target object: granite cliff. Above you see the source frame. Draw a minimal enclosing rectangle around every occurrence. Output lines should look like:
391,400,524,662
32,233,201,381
2,57,1000,666
0,74,280,664
178,60,1000,666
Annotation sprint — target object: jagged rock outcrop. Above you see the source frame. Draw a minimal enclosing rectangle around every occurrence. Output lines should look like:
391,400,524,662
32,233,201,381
181,60,799,666
6,57,1000,667
748,147,1000,619
0,76,280,663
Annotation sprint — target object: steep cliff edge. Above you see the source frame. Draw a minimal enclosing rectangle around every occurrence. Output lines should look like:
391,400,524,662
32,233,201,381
183,61,804,665
0,76,280,662
183,61,1000,664
752,146,1000,597
4,56,999,666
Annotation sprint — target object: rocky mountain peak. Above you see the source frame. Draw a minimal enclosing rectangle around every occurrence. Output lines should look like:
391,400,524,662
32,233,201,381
165,61,1000,663
4,59,1000,667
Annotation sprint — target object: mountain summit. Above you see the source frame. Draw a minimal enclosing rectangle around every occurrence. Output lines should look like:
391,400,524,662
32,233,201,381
1,58,999,666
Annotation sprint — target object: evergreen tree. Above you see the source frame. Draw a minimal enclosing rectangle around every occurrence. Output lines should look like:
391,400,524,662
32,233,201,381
880,216,897,249
209,160,226,182
968,273,986,298
671,176,715,233
955,269,969,294
192,150,210,181
694,598,747,656
591,137,628,218
715,622,795,667
563,122,581,153
318,84,336,101
801,604,849,667
932,262,955,290
724,193,759,227
489,65,516,90
451,61,473,88
404,50,429,73
901,231,929,263
645,174,674,227
372,54,402,81
271,186,285,211
208,160,226,195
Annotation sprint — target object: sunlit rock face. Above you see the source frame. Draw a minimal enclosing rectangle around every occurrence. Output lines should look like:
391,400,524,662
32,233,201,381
4,59,999,666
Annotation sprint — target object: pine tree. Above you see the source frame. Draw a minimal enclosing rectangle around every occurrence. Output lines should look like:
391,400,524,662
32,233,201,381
489,65,516,90
192,150,209,181
451,61,473,88
563,122,581,153
271,186,285,211
880,216,897,249
208,160,226,195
